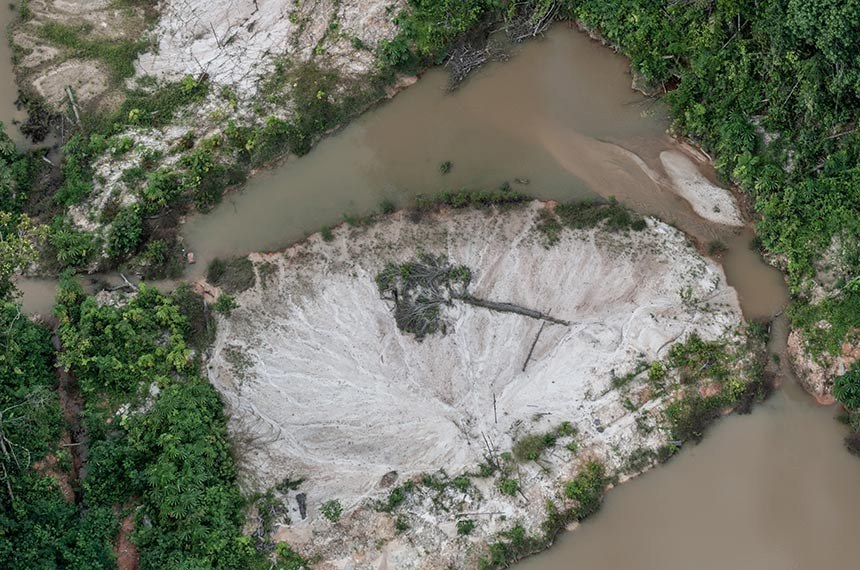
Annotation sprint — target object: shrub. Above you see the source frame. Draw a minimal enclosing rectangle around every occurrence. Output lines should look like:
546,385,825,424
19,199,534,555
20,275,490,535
320,499,343,522
664,394,724,443
139,168,182,215
512,432,554,462
206,256,256,294
554,198,643,232
394,516,410,533
379,198,396,214
563,460,608,520
107,206,143,259
497,478,520,496
275,542,309,570
834,364,860,410
214,294,238,317
457,518,476,535
707,239,728,256
47,216,97,268
171,283,214,351
434,189,529,209
845,432,860,457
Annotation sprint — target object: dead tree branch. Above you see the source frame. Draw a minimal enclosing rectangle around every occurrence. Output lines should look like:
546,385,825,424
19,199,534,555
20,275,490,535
506,1,559,43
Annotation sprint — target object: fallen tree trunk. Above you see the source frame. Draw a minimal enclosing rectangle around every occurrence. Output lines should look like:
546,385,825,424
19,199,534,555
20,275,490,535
457,295,570,326
522,321,546,371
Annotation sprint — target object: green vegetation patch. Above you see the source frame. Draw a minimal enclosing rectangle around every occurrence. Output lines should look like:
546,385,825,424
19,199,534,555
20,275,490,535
52,281,283,569
38,22,148,84
512,421,577,462
207,256,257,294
537,198,645,246
424,188,530,210
563,460,609,520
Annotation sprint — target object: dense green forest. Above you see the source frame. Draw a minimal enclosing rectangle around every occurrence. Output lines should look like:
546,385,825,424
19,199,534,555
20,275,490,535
1,277,308,568
2,0,860,567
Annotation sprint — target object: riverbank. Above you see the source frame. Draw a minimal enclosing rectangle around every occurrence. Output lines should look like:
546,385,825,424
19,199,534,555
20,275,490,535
205,199,767,568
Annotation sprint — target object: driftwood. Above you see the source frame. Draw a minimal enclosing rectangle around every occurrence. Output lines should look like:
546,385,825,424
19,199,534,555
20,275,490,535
65,86,80,125
506,1,559,43
108,274,139,293
480,431,500,471
295,493,307,519
456,511,504,517
493,392,498,424
446,43,493,86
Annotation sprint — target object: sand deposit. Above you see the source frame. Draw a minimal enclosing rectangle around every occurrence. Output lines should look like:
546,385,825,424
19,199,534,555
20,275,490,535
208,201,746,568
660,150,745,227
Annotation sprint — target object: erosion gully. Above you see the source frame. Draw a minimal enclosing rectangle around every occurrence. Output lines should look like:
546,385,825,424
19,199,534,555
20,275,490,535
11,16,860,567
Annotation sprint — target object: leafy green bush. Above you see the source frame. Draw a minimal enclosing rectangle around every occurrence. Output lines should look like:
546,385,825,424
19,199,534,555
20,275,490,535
497,478,520,496
554,198,644,232
457,518,476,535
379,1,502,71
54,282,275,569
563,460,608,520
0,302,120,568
664,394,725,443
54,134,108,207
214,294,239,317
139,168,182,215
379,198,396,214
432,189,529,209
320,499,343,522
834,364,860,410
47,215,97,268
171,283,215,351
107,206,143,258
513,432,555,462
0,121,39,213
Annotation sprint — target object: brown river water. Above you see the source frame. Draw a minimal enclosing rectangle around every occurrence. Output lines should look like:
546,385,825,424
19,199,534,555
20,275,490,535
12,21,860,567
0,5,29,147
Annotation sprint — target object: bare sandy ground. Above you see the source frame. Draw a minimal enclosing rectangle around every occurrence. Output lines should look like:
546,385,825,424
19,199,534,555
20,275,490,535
209,202,744,568
137,0,404,93
660,150,745,226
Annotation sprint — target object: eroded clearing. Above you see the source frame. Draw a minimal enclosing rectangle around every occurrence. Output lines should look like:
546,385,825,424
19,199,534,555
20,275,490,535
208,202,745,568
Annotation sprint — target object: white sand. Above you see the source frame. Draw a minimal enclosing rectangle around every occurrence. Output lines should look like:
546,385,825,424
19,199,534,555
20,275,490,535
660,150,745,226
208,202,744,568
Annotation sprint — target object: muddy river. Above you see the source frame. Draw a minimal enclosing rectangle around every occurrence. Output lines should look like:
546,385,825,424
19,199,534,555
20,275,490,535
0,5,29,147
13,20,860,567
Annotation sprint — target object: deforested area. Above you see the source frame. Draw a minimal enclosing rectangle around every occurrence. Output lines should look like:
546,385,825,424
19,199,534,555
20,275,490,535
206,201,767,568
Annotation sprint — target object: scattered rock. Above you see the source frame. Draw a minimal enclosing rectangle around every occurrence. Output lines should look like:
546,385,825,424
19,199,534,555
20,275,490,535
380,471,398,488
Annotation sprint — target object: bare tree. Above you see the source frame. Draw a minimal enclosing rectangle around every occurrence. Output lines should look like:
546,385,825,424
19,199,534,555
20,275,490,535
505,1,560,43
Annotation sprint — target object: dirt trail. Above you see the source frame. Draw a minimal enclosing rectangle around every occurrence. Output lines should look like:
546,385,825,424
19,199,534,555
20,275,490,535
51,328,88,504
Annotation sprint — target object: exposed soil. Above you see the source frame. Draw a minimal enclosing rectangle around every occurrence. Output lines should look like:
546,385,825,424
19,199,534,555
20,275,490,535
209,201,747,568
51,327,88,503
115,510,140,570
